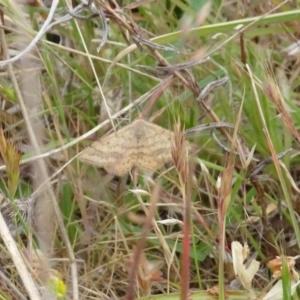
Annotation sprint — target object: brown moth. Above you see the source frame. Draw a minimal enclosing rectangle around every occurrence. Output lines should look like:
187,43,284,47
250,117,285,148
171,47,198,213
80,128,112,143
79,119,191,176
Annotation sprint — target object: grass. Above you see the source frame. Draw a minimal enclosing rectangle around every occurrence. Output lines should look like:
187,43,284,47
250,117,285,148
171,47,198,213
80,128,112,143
0,0,300,299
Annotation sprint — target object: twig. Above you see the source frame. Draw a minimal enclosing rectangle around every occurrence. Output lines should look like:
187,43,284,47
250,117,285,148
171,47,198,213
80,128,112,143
210,131,259,162
48,4,88,29
0,0,59,67
96,8,108,52
250,148,292,177
137,57,210,78
196,77,229,102
185,122,235,135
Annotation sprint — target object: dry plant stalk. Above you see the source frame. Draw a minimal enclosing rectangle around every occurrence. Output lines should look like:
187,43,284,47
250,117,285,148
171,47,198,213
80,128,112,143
263,74,300,144
79,119,191,176
126,245,164,297
126,185,161,300
171,121,192,300
0,11,42,300
172,121,189,184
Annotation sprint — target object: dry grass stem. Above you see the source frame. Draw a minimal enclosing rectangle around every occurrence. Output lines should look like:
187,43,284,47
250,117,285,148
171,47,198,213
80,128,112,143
0,0,299,299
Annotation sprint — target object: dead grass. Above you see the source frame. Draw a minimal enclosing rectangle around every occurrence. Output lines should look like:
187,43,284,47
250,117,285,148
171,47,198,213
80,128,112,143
0,0,300,299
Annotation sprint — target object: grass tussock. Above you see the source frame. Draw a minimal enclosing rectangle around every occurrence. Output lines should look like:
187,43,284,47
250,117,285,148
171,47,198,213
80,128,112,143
0,0,300,299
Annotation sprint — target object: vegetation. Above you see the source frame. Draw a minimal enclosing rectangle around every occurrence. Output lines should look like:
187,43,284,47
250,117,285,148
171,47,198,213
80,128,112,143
0,0,300,299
